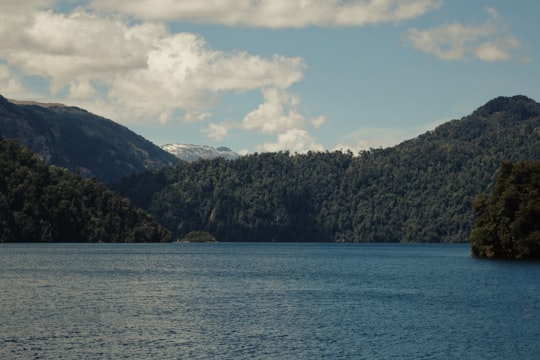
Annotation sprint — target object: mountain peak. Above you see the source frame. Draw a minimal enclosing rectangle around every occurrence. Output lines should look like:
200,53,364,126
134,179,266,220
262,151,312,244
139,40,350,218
7,98,68,108
475,95,540,118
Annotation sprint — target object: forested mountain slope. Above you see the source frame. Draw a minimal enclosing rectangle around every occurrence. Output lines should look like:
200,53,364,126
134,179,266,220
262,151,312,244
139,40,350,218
0,136,171,243
0,95,180,183
113,96,540,243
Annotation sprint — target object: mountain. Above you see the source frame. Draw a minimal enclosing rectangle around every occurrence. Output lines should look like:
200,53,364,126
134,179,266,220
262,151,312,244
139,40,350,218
0,95,180,183
0,136,171,243
161,143,240,162
113,95,540,243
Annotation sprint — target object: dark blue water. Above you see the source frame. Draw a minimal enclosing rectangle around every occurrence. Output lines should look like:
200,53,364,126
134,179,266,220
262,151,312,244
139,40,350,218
1,243,539,359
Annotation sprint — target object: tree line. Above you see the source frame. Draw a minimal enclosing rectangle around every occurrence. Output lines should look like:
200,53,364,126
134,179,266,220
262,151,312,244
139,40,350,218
0,136,171,242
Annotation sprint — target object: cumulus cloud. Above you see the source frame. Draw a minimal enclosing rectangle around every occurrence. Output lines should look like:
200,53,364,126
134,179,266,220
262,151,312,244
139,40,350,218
403,7,521,62
89,0,442,28
69,79,97,99
257,129,324,153
0,0,54,14
311,116,326,129
203,122,230,141
0,6,305,124
205,87,314,140
241,88,305,134
0,64,28,97
202,87,325,153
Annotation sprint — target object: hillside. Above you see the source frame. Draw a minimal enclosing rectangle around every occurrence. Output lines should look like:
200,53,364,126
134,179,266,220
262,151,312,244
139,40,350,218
0,95,180,183
113,95,540,243
162,144,240,162
0,136,171,243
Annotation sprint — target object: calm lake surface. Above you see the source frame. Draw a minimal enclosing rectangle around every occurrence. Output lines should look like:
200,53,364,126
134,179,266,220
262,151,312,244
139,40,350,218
1,243,539,359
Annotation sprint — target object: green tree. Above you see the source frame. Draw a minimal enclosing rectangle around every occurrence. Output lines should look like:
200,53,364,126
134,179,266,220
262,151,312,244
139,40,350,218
0,136,171,243
471,161,540,259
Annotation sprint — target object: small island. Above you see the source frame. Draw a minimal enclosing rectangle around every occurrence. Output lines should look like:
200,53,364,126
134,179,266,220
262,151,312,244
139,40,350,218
178,231,218,243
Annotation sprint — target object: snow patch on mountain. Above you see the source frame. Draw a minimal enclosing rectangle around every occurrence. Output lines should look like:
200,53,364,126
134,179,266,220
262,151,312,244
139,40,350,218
161,144,240,162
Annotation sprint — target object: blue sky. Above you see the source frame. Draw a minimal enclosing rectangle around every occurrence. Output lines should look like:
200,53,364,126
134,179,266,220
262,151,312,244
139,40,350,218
1,1,538,154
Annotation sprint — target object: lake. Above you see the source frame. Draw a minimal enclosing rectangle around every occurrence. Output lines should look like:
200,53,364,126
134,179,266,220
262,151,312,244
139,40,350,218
1,243,539,359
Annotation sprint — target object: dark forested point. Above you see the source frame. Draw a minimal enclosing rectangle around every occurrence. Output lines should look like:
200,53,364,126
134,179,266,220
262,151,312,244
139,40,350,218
0,136,172,243
178,231,218,243
113,96,540,243
470,161,540,259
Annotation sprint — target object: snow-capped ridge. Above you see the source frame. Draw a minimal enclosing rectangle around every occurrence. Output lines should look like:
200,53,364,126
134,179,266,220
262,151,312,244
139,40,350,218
161,144,240,162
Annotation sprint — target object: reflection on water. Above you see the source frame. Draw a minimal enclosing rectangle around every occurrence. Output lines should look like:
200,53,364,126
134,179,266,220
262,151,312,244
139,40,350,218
1,243,539,359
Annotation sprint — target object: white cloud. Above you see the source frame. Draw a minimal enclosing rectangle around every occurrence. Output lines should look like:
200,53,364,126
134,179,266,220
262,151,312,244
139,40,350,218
403,7,521,62
0,0,54,14
90,0,441,28
241,88,305,134
237,148,250,156
257,129,324,153
203,122,230,141
203,87,326,152
311,116,326,129
69,79,97,99
0,65,28,97
1,10,154,92
0,7,306,125
474,37,521,62
181,111,212,123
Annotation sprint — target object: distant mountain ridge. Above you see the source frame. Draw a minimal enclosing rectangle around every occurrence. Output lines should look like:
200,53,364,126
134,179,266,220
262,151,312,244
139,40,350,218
0,95,180,183
161,143,240,162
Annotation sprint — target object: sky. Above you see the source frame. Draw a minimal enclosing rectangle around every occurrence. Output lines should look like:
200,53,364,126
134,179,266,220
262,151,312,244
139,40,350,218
1,0,539,155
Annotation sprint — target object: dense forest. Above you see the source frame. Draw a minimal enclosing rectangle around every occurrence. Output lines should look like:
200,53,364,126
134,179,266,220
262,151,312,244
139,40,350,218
471,161,540,259
0,136,171,242
113,96,540,243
